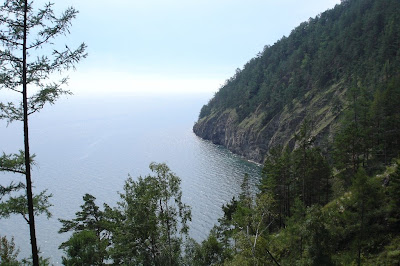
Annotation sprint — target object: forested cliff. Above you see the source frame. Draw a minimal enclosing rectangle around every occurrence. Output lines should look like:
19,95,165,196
194,0,400,163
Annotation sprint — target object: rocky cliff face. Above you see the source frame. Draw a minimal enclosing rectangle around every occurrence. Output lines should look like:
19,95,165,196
193,84,345,163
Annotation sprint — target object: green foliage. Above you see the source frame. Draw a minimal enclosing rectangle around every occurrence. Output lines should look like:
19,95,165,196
260,120,331,231
59,163,191,265
60,230,107,266
0,151,53,252
0,235,50,266
0,1,87,117
0,190,52,221
59,194,108,235
0,182,24,201
292,120,331,207
267,203,334,266
109,162,191,265
0,0,86,264
58,194,110,265
202,131,399,265
184,231,226,266
20,254,51,266
386,165,400,231
367,235,400,265
194,5,400,265
299,205,333,266
370,77,400,166
4,0,396,263
198,0,400,125
333,75,400,182
0,151,34,175
0,235,20,266
350,168,385,264
333,86,372,179
189,174,279,266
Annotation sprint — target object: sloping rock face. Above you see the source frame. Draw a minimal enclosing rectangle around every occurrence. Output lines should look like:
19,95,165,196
193,109,267,162
193,84,345,163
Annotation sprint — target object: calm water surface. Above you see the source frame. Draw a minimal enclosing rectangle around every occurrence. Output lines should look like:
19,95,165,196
0,93,261,264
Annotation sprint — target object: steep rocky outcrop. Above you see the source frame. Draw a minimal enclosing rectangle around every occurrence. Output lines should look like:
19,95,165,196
194,84,345,163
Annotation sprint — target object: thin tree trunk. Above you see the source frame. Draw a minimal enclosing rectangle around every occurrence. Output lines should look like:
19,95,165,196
23,1,39,265
165,199,172,266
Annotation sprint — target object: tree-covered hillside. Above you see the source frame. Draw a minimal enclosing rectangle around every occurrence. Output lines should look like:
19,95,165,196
194,0,400,163
189,1,400,264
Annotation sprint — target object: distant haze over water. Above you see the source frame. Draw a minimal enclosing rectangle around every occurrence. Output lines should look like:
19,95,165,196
0,93,261,264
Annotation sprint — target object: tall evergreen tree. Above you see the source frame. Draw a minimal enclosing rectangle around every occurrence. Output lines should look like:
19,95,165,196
261,146,293,228
348,167,384,265
0,0,86,264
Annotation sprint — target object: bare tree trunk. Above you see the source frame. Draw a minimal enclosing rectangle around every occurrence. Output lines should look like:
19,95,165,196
23,1,39,265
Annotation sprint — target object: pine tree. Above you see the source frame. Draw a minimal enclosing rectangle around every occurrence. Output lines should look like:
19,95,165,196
0,1,86,264
59,194,109,265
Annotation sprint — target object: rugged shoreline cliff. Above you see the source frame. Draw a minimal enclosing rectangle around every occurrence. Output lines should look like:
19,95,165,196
193,84,346,163
193,0,400,163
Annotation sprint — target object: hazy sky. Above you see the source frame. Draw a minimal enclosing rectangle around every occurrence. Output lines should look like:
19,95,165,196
37,0,341,96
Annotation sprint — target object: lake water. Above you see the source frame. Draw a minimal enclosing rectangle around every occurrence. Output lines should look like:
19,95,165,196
0,93,261,264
